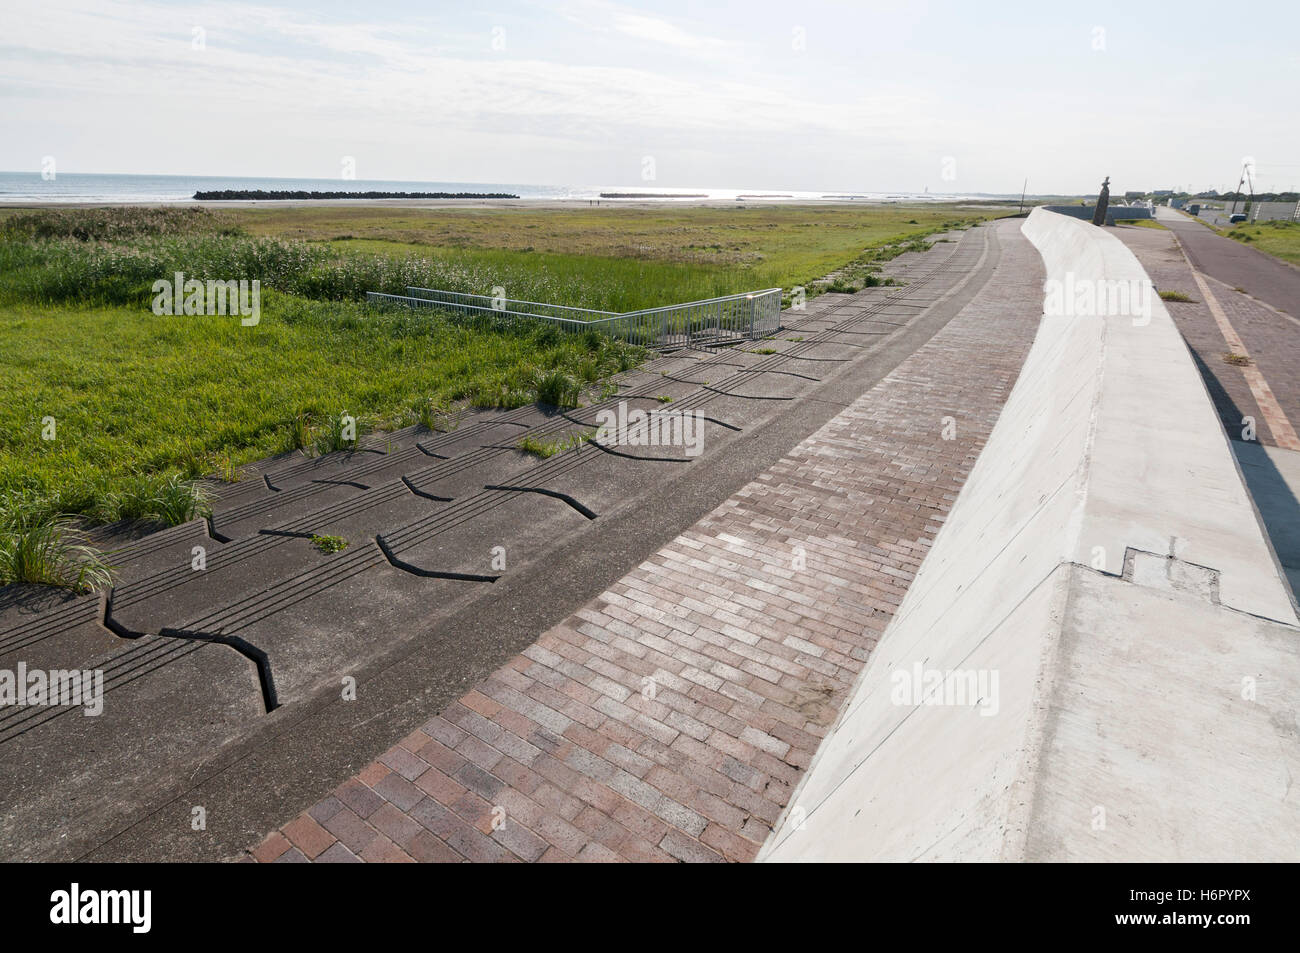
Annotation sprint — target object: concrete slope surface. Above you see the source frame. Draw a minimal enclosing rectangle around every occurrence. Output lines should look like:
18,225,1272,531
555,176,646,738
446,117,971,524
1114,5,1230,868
761,208,1300,863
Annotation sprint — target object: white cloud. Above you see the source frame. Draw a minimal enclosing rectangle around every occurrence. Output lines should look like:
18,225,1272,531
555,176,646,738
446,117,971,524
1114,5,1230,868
0,0,935,156
607,11,737,52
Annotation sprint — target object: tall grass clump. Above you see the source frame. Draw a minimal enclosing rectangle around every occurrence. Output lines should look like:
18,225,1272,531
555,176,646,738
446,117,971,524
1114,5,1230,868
92,472,212,526
533,369,582,408
284,411,313,453
0,506,113,592
412,398,458,433
312,411,369,455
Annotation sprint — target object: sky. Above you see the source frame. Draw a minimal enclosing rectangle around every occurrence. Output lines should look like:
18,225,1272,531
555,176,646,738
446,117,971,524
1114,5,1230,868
2,0,1298,195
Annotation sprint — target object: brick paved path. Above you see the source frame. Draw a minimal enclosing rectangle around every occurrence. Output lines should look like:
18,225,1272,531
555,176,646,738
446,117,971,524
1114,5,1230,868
1115,222,1300,449
249,220,1045,862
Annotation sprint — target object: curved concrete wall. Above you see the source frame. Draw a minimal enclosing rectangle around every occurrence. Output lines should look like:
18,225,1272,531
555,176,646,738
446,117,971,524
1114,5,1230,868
1043,204,1153,225
760,208,1300,862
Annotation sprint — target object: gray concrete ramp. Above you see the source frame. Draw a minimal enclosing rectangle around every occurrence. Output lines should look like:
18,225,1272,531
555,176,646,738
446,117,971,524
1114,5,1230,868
0,633,263,861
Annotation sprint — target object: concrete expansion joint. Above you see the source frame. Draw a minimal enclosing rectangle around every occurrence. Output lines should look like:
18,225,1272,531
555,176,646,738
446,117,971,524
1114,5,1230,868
481,484,598,520
1078,545,1299,629
373,534,499,584
203,515,234,544
400,475,453,502
96,590,283,716
583,438,695,463
1119,544,1221,605
155,627,279,712
100,591,148,640
257,527,316,540
732,367,821,382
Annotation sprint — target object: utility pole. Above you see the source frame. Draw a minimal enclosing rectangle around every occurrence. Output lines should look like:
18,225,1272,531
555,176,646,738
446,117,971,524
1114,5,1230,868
1230,162,1256,219
1019,178,1027,214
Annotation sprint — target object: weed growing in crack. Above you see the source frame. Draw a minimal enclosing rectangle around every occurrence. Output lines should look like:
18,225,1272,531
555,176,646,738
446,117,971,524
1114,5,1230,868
518,430,593,459
310,534,349,554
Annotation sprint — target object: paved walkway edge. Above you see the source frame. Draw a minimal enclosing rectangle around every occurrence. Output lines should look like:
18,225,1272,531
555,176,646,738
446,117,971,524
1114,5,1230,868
1187,265,1300,450
761,209,1300,862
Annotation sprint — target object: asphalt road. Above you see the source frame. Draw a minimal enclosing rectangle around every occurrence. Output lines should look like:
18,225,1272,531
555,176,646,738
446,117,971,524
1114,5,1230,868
1156,206,1300,316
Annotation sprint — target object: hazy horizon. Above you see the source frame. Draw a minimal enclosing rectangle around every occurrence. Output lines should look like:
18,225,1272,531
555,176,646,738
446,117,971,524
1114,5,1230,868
0,168,1060,198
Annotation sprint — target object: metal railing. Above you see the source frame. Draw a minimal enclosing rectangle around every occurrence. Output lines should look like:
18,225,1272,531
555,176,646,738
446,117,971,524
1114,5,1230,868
365,286,783,351
404,287,616,322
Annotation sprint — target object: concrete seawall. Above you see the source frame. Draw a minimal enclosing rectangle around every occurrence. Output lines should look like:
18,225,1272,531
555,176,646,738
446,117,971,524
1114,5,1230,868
1043,204,1153,226
760,208,1300,862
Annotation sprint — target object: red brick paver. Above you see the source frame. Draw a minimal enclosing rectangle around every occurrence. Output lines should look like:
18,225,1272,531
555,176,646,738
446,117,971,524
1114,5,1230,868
249,220,1045,862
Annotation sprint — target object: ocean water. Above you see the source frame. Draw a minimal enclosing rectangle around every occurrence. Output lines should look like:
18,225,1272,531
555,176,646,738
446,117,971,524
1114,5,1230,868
0,171,971,204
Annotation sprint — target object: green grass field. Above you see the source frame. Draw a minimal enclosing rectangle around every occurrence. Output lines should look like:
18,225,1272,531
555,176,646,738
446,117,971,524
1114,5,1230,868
1170,210,1300,266
232,203,991,308
0,287,639,521
1224,219,1300,266
238,203,976,262
0,202,1000,574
